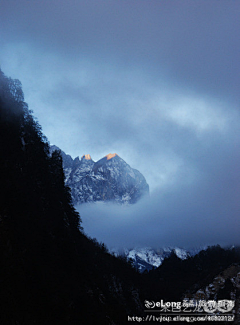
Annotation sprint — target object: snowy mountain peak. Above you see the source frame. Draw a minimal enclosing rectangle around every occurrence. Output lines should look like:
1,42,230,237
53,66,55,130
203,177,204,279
50,145,149,205
81,154,92,160
105,153,118,160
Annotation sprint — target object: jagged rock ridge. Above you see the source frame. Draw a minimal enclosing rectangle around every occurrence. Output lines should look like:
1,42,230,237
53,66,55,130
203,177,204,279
50,146,149,205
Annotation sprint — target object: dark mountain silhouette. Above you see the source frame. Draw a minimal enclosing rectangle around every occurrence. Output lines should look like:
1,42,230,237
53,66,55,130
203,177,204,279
0,69,143,325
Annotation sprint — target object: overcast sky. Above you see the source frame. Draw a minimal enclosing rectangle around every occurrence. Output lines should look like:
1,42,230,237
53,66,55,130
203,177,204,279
1,0,239,249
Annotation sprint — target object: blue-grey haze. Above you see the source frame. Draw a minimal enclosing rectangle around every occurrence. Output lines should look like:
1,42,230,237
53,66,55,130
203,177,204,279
1,0,239,248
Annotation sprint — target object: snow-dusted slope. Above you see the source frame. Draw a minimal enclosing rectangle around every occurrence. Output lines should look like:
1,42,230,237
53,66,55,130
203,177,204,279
50,146,149,205
111,247,191,272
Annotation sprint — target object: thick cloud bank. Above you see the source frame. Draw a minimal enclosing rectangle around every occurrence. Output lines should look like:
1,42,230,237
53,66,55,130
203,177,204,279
77,168,239,250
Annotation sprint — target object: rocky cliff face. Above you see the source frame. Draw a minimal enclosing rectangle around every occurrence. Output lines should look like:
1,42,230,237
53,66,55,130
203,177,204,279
184,263,240,324
50,146,149,205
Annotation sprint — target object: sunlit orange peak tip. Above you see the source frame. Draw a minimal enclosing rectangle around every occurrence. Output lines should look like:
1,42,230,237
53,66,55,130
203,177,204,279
105,153,118,160
82,154,91,160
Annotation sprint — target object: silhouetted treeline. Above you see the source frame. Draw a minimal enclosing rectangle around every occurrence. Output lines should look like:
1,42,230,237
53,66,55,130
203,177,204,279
0,69,143,325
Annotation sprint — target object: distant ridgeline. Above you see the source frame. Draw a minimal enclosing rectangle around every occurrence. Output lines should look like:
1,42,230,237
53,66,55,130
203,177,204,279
50,145,149,205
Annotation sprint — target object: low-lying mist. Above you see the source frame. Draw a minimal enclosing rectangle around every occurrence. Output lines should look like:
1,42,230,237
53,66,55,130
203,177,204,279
76,178,239,250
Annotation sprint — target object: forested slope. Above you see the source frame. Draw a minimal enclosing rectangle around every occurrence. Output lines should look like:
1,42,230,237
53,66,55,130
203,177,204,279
0,69,143,325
